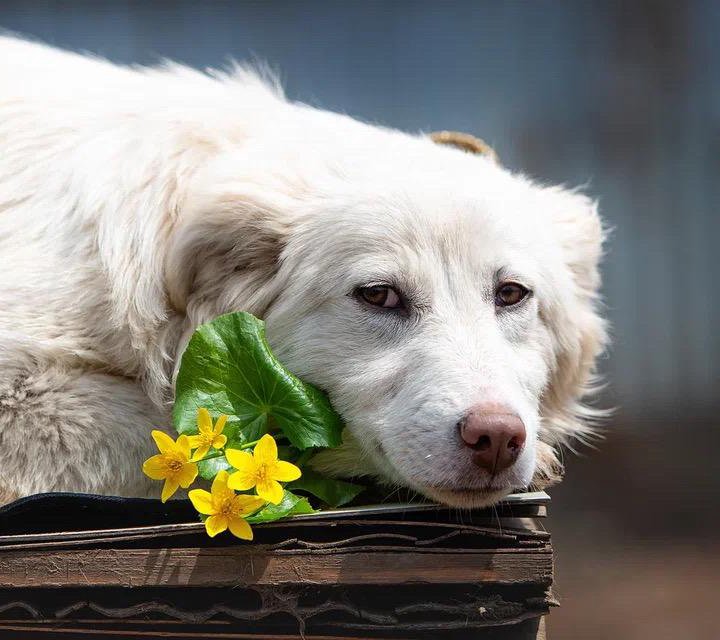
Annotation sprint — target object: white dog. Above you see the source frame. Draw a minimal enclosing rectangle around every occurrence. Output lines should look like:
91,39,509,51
0,36,606,508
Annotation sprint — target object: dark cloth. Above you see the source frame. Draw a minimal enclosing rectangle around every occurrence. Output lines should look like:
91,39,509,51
0,493,196,535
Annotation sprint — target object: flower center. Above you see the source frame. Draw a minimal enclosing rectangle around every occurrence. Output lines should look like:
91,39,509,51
219,499,235,517
256,464,270,483
166,456,183,473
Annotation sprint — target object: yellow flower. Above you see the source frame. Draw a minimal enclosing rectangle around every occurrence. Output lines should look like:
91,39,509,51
188,408,228,461
226,434,301,505
189,470,265,539
142,430,198,502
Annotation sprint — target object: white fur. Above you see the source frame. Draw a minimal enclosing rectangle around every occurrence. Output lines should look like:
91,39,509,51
0,36,607,507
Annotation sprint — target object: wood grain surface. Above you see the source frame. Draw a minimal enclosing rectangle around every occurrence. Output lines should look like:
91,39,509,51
0,546,552,588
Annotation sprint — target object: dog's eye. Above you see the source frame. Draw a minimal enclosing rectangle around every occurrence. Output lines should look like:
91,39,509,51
356,285,404,310
495,282,530,307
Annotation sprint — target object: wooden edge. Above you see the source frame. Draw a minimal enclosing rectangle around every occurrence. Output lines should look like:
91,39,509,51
0,547,553,588
0,626,403,639
0,618,548,639
0,492,550,548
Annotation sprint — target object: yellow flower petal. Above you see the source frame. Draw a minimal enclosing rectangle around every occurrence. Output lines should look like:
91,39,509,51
233,494,266,517
187,434,203,449
189,489,215,515
205,514,228,537
190,444,211,462
161,478,180,503
176,434,192,460
227,471,257,492
197,407,213,435
212,470,231,494
226,447,255,468
142,455,168,480
226,449,258,490
227,516,253,540
177,462,198,488
253,434,278,465
213,434,227,449
256,478,284,505
273,460,302,482
151,430,176,454
213,414,228,436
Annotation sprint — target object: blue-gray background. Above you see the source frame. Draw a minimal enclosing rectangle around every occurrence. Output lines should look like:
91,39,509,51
2,2,718,637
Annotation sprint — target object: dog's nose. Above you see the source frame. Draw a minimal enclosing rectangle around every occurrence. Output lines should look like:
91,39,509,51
457,403,526,474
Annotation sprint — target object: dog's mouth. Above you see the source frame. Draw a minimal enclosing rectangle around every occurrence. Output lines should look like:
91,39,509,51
370,439,515,508
419,483,514,508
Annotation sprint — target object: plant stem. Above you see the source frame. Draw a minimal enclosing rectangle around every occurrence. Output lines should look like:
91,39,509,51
196,451,225,461
195,439,260,463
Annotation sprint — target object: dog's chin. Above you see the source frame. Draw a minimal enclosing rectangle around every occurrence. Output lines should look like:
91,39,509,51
365,443,520,509
418,484,514,508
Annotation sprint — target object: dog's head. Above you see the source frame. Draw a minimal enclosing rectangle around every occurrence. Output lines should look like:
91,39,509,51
165,111,606,507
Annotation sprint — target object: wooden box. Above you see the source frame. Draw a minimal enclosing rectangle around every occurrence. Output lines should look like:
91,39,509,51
0,492,553,638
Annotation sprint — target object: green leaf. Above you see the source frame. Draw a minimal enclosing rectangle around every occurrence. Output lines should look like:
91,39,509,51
246,490,316,523
196,455,231,481
288,468,364,508
173,312,343,450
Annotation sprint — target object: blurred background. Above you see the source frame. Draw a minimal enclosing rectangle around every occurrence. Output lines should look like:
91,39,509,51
1,1,717,637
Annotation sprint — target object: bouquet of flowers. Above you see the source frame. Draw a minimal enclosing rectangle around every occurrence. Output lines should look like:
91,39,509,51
142,312,363,540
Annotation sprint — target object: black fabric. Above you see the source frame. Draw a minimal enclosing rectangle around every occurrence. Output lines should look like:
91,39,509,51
0,493,197,535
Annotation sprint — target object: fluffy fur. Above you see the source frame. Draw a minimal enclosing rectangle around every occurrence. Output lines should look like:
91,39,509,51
0,36,607,507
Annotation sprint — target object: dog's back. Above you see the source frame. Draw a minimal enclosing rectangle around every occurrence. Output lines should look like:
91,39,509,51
0,37,334,501
0,38,230,501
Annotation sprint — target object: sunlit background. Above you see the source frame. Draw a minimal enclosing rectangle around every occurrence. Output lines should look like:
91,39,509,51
2,1,718,637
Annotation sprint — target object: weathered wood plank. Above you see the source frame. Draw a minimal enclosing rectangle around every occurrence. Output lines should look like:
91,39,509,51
0,518,549,551
0,618,547,639
0,547,552,588
0,496,554,636
0,628,389,639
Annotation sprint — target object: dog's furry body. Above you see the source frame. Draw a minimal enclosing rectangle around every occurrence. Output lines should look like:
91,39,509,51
0,37,606,507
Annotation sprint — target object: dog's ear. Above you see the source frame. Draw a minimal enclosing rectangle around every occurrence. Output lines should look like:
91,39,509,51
164,187,292,325
536,188,608,480
546,189,605,300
